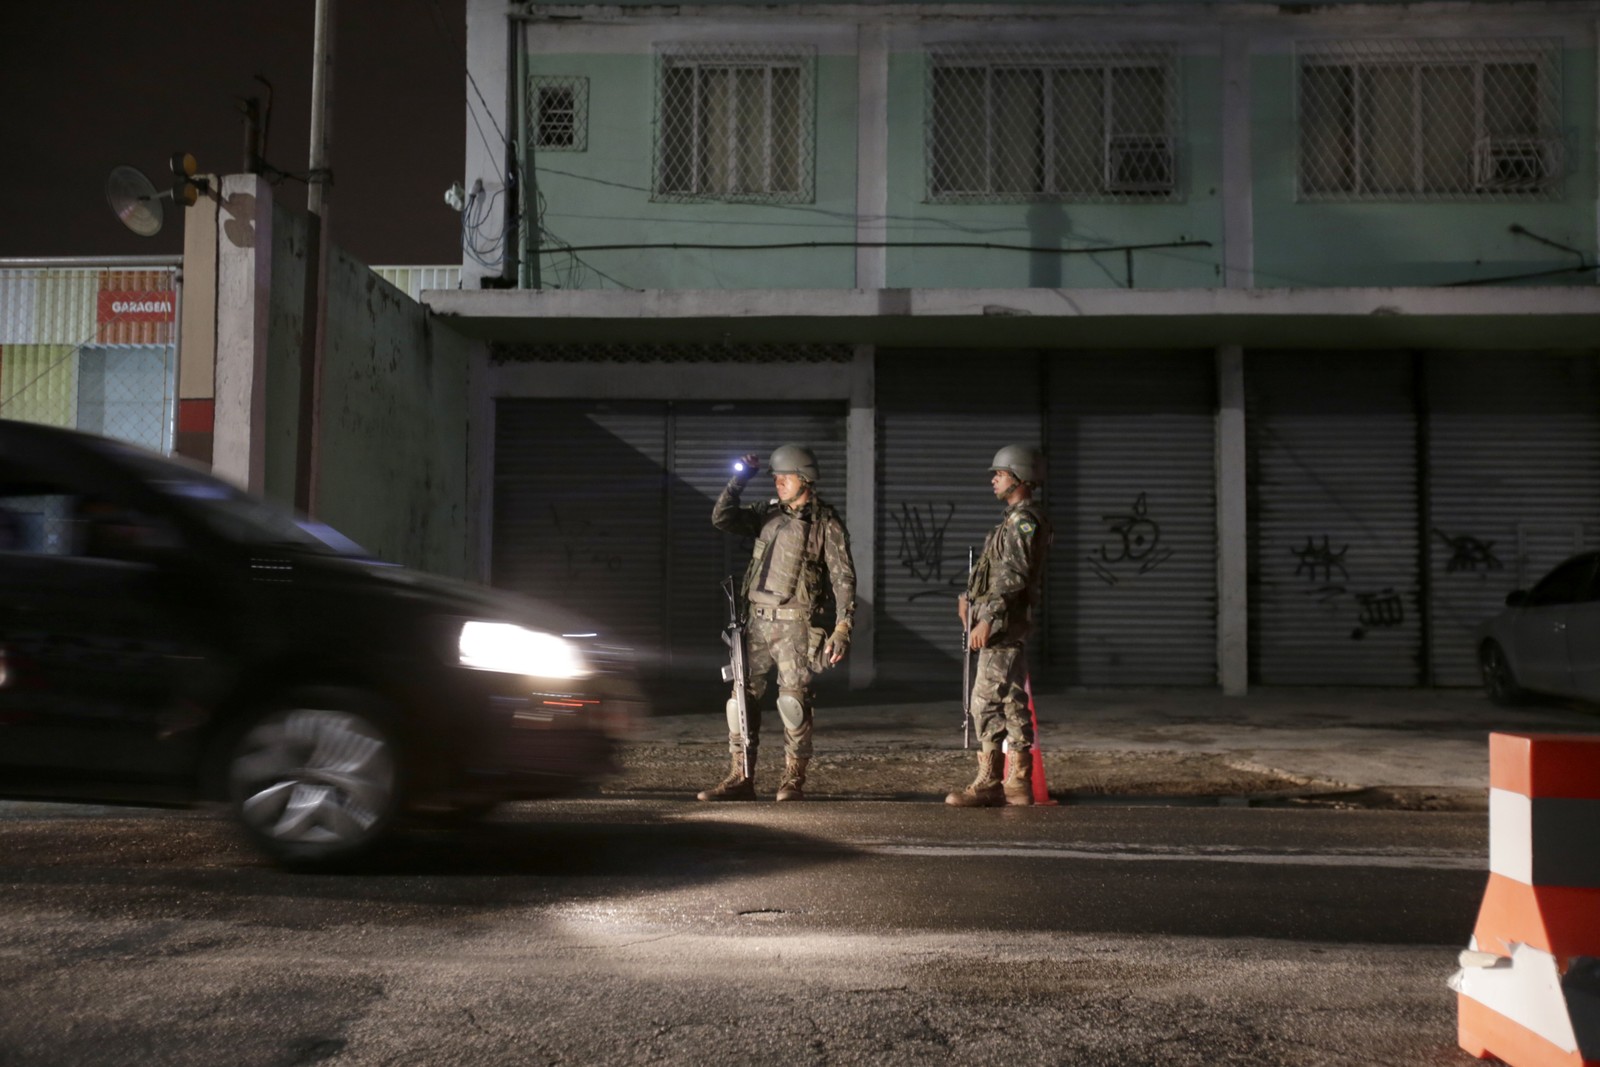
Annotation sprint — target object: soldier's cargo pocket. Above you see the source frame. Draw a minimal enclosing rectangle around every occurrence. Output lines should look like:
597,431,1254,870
807,626,829,672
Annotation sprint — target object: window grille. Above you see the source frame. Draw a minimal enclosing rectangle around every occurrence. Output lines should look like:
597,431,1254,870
653,45,815,203
925,44,1179,203
1297,38,1564,201
529,75,588,152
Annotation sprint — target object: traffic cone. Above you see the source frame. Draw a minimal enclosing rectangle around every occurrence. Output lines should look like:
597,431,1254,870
1003,674,1056,806
1450,732,1600,1067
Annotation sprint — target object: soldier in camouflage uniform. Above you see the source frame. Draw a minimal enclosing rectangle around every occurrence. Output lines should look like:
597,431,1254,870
698,444,856,802
947,445,1052,808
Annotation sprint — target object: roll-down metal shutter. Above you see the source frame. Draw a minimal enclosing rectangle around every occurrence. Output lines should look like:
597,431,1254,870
1047,353,1216,684
1248,353,1420,684
492,400,668,654
877,351,1043,682
1427,353,1600,685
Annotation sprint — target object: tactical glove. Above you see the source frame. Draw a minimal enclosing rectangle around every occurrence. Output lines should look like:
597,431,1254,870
731,452,760,488
823,624,851,665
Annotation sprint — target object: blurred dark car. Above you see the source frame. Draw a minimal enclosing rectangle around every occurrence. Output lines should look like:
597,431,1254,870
0,419,642,866
1476,550,1600,706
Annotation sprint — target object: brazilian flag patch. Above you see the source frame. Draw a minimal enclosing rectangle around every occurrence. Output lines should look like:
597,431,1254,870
1019,521,1036,534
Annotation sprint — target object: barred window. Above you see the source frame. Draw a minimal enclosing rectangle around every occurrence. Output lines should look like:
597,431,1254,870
926,46,1179,203
654,45,815,203
529,76,588,152
1298,40,1563,201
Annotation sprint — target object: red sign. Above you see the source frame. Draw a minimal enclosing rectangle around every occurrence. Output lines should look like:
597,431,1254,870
97,290,175,324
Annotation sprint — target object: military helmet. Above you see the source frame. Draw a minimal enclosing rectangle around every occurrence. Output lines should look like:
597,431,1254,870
989,444,1045,485
769,444,820,483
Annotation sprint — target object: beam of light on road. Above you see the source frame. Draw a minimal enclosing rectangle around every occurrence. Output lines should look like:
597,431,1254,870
861,842,1485,871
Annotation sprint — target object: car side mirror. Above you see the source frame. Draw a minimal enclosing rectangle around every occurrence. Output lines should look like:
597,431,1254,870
1505,590,1527,608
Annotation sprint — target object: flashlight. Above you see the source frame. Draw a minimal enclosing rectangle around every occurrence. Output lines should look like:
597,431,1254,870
733,461,746,472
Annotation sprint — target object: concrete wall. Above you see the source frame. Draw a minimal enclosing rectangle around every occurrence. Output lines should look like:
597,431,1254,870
264,201,310,509
315,250,473,579
1250,41,1598,288
523,43,863,290
209,174,475,578
485,2,1599,292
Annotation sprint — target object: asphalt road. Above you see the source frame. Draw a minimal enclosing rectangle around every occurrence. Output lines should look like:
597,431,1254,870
0,798,1489,1066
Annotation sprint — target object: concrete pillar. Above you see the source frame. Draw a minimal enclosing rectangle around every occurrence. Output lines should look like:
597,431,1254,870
211,174,274,495
175,178,219,466
1216,344,1248,694
848,344,877,688
855,21,889,291
1220,28,1253,289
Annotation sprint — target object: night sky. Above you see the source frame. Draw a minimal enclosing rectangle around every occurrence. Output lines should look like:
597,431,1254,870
0,0,465,266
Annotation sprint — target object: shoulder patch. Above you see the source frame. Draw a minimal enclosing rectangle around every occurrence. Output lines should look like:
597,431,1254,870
1018,520,1036,535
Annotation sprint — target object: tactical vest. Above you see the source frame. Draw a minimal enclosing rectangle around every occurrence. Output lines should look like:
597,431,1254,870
968,502,1050,624
745,502,831,607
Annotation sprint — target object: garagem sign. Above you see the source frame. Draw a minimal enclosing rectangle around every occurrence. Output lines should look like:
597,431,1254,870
98,291,175,323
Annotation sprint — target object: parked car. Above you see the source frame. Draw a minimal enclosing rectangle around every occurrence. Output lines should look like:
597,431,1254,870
0,419,643,867
1477,550,1600,706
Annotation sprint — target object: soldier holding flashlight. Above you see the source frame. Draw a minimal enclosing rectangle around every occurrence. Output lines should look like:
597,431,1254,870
698,445,856,802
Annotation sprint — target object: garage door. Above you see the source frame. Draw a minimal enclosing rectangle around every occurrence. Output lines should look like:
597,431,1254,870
1248,352,1421,685
1427,353,1600,684
1046,352,1216,684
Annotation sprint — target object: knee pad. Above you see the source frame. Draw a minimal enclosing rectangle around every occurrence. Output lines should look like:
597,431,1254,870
776,691,806,722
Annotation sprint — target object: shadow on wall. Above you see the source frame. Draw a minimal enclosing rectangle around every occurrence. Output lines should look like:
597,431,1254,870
490,397,856,701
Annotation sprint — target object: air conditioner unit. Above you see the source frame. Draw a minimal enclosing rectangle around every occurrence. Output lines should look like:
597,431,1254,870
1105,135,1174,193
1473,136,1561,192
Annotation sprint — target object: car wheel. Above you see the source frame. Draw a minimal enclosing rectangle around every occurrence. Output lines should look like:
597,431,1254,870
228,690,401,867
1480,642,1526,707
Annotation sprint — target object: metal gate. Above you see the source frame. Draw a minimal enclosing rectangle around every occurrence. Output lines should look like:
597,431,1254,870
1047,352,1217,684
1248,352,1421,684
1426,352,1600,684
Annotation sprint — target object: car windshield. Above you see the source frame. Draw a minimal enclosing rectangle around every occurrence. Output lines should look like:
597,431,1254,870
94,440,368,557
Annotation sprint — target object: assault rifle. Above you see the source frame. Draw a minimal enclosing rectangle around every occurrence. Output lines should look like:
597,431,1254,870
961,545,975,750
720,576,754,779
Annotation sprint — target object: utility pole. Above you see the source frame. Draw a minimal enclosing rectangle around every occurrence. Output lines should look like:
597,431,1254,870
296,0,335,515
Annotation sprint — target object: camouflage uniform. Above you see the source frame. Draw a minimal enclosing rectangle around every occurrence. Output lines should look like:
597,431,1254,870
711,477,856,763
966,500,1051,752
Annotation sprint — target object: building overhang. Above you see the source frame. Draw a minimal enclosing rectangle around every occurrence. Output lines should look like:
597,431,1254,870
422,286,1600,351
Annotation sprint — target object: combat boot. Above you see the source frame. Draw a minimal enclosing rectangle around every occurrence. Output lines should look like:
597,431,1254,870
697,746,756,801
775,757,808,802
1004,749,1034,806
945,749,1005,807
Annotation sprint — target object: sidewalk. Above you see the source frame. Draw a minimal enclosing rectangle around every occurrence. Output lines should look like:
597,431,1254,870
618,686,1600,809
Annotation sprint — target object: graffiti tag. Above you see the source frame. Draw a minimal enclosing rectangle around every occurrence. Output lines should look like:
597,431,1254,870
1351,588,1405,640
1292,535,1349,584
1433,528,1503,574
892,501,966,601
1088,492,1175,587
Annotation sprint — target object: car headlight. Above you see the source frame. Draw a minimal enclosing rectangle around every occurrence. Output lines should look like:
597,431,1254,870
458,621,591,679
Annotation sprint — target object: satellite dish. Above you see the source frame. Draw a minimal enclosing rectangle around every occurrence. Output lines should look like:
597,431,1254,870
105,165,164,237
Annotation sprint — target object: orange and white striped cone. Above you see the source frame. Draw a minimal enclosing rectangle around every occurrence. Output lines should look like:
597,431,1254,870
1003,674,1056,806
1451,732,1600,1067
